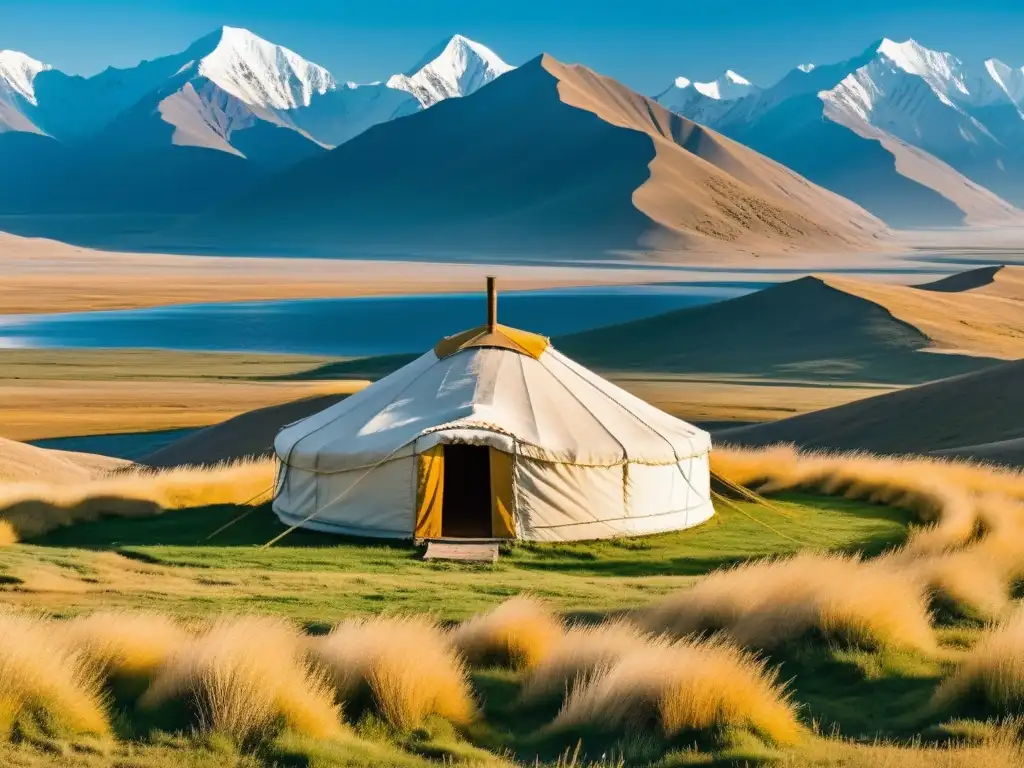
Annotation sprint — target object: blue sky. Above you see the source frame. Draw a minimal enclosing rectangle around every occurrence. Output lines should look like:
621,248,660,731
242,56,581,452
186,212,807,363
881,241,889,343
2,0,1022,92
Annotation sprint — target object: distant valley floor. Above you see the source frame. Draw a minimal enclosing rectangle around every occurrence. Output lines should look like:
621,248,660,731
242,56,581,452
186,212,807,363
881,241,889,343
0,349,896,444
4,226,1024,315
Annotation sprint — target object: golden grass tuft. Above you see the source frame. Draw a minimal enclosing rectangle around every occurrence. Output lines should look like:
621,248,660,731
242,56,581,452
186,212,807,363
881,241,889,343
712,446,1024,625
713,446,1024,558
140,615,341,743
450,596,564,670
784,723,1024,767
551,636,801,747
0,612,109,738
900,551,1011,621
519,621,655,705
636,553,935,652
933,608,1024,716
65,611,192,680
0,458,275,542
712,445,1024,504
311,615,475,729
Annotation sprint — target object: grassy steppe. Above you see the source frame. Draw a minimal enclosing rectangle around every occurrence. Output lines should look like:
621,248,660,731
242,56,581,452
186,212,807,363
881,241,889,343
1,448,1024,766
0,492,904,620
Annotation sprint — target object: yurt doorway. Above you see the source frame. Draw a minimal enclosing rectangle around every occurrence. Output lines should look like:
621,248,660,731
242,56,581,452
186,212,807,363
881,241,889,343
441,444,493,538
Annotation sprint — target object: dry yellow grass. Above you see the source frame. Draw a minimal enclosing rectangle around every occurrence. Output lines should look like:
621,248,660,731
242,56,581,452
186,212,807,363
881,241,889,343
65,611,192,680
780,725,1024,767
139,616,341,743
635,553,935,652
551,636,801,746
933,608,1024,716
518,621,654,704
0,521,16,546
0,612,108,738
901,551,1012,621
311,615,475,729
713,446,1024,530
0,459,275,543
891,498,1024,621
714,445,1024,621
450,596,564,670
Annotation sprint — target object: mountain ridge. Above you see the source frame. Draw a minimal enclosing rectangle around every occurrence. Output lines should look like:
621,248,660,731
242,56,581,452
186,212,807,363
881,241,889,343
180,53,888,257
0,27,515,215
655,37,1024,227
560,266,1024,383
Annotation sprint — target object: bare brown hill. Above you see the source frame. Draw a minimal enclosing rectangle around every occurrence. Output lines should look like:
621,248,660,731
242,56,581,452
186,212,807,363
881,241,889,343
0,437,129,483
917,264,1024,300
716,359,1024,465
821,265,1024,359
186,54,888,258
142,392,349,469
559,268,1023,383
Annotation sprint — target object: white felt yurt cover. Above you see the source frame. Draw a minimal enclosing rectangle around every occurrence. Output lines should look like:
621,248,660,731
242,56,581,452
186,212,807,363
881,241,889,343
273,331,714,542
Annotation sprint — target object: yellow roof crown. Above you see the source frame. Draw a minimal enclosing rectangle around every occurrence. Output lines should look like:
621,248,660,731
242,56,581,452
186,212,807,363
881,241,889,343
434,323,549,360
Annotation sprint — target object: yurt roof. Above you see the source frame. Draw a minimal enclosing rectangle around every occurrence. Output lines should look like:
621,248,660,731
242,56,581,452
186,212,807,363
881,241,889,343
434,323,549,360
274,277,710,472
275,343,710,472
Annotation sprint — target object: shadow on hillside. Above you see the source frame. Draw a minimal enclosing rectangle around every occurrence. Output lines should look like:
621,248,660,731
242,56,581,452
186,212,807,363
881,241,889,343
30,428,197,461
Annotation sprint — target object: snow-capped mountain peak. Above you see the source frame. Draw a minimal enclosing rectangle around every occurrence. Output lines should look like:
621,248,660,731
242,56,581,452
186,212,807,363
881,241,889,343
693,70,754,99
0,50,50,104
868,37,962,93
822,36,1024,126
983,58,1024,106
387,34,513,107
654,70,757,127
655,69,757,121
660,70,756,102
194,26,336,110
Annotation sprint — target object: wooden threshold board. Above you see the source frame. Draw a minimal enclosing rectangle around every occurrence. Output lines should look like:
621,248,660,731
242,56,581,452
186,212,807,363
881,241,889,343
423,540,500,563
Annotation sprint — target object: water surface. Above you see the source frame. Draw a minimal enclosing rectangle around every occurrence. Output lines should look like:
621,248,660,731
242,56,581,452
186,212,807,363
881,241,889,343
0,283,764,357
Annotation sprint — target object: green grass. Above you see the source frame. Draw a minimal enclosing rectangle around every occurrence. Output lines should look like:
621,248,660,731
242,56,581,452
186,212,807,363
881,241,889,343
5,493,913,624
34,492,910,575
3,492,1007,767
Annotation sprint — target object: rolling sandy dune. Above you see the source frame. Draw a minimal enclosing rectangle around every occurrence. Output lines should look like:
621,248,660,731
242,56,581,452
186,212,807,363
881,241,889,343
917,264,1024,299
560,266,1023,383
717,359,1024,464
187,55,889,258
821,265,1024,359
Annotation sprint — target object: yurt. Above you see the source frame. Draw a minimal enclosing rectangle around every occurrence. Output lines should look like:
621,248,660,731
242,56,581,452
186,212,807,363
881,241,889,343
273,280,713,542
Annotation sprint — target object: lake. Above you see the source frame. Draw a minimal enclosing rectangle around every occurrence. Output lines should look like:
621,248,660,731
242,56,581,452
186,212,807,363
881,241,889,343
0,282,765,357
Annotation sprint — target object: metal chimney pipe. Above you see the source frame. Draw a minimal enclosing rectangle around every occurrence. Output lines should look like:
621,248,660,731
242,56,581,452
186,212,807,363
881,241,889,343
487,276,497,333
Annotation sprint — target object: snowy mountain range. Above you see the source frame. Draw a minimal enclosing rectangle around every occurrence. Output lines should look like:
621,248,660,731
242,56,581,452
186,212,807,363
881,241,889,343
0,27,512,213
654,38,1024,226
0,27,510,147
2,29,1023,230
